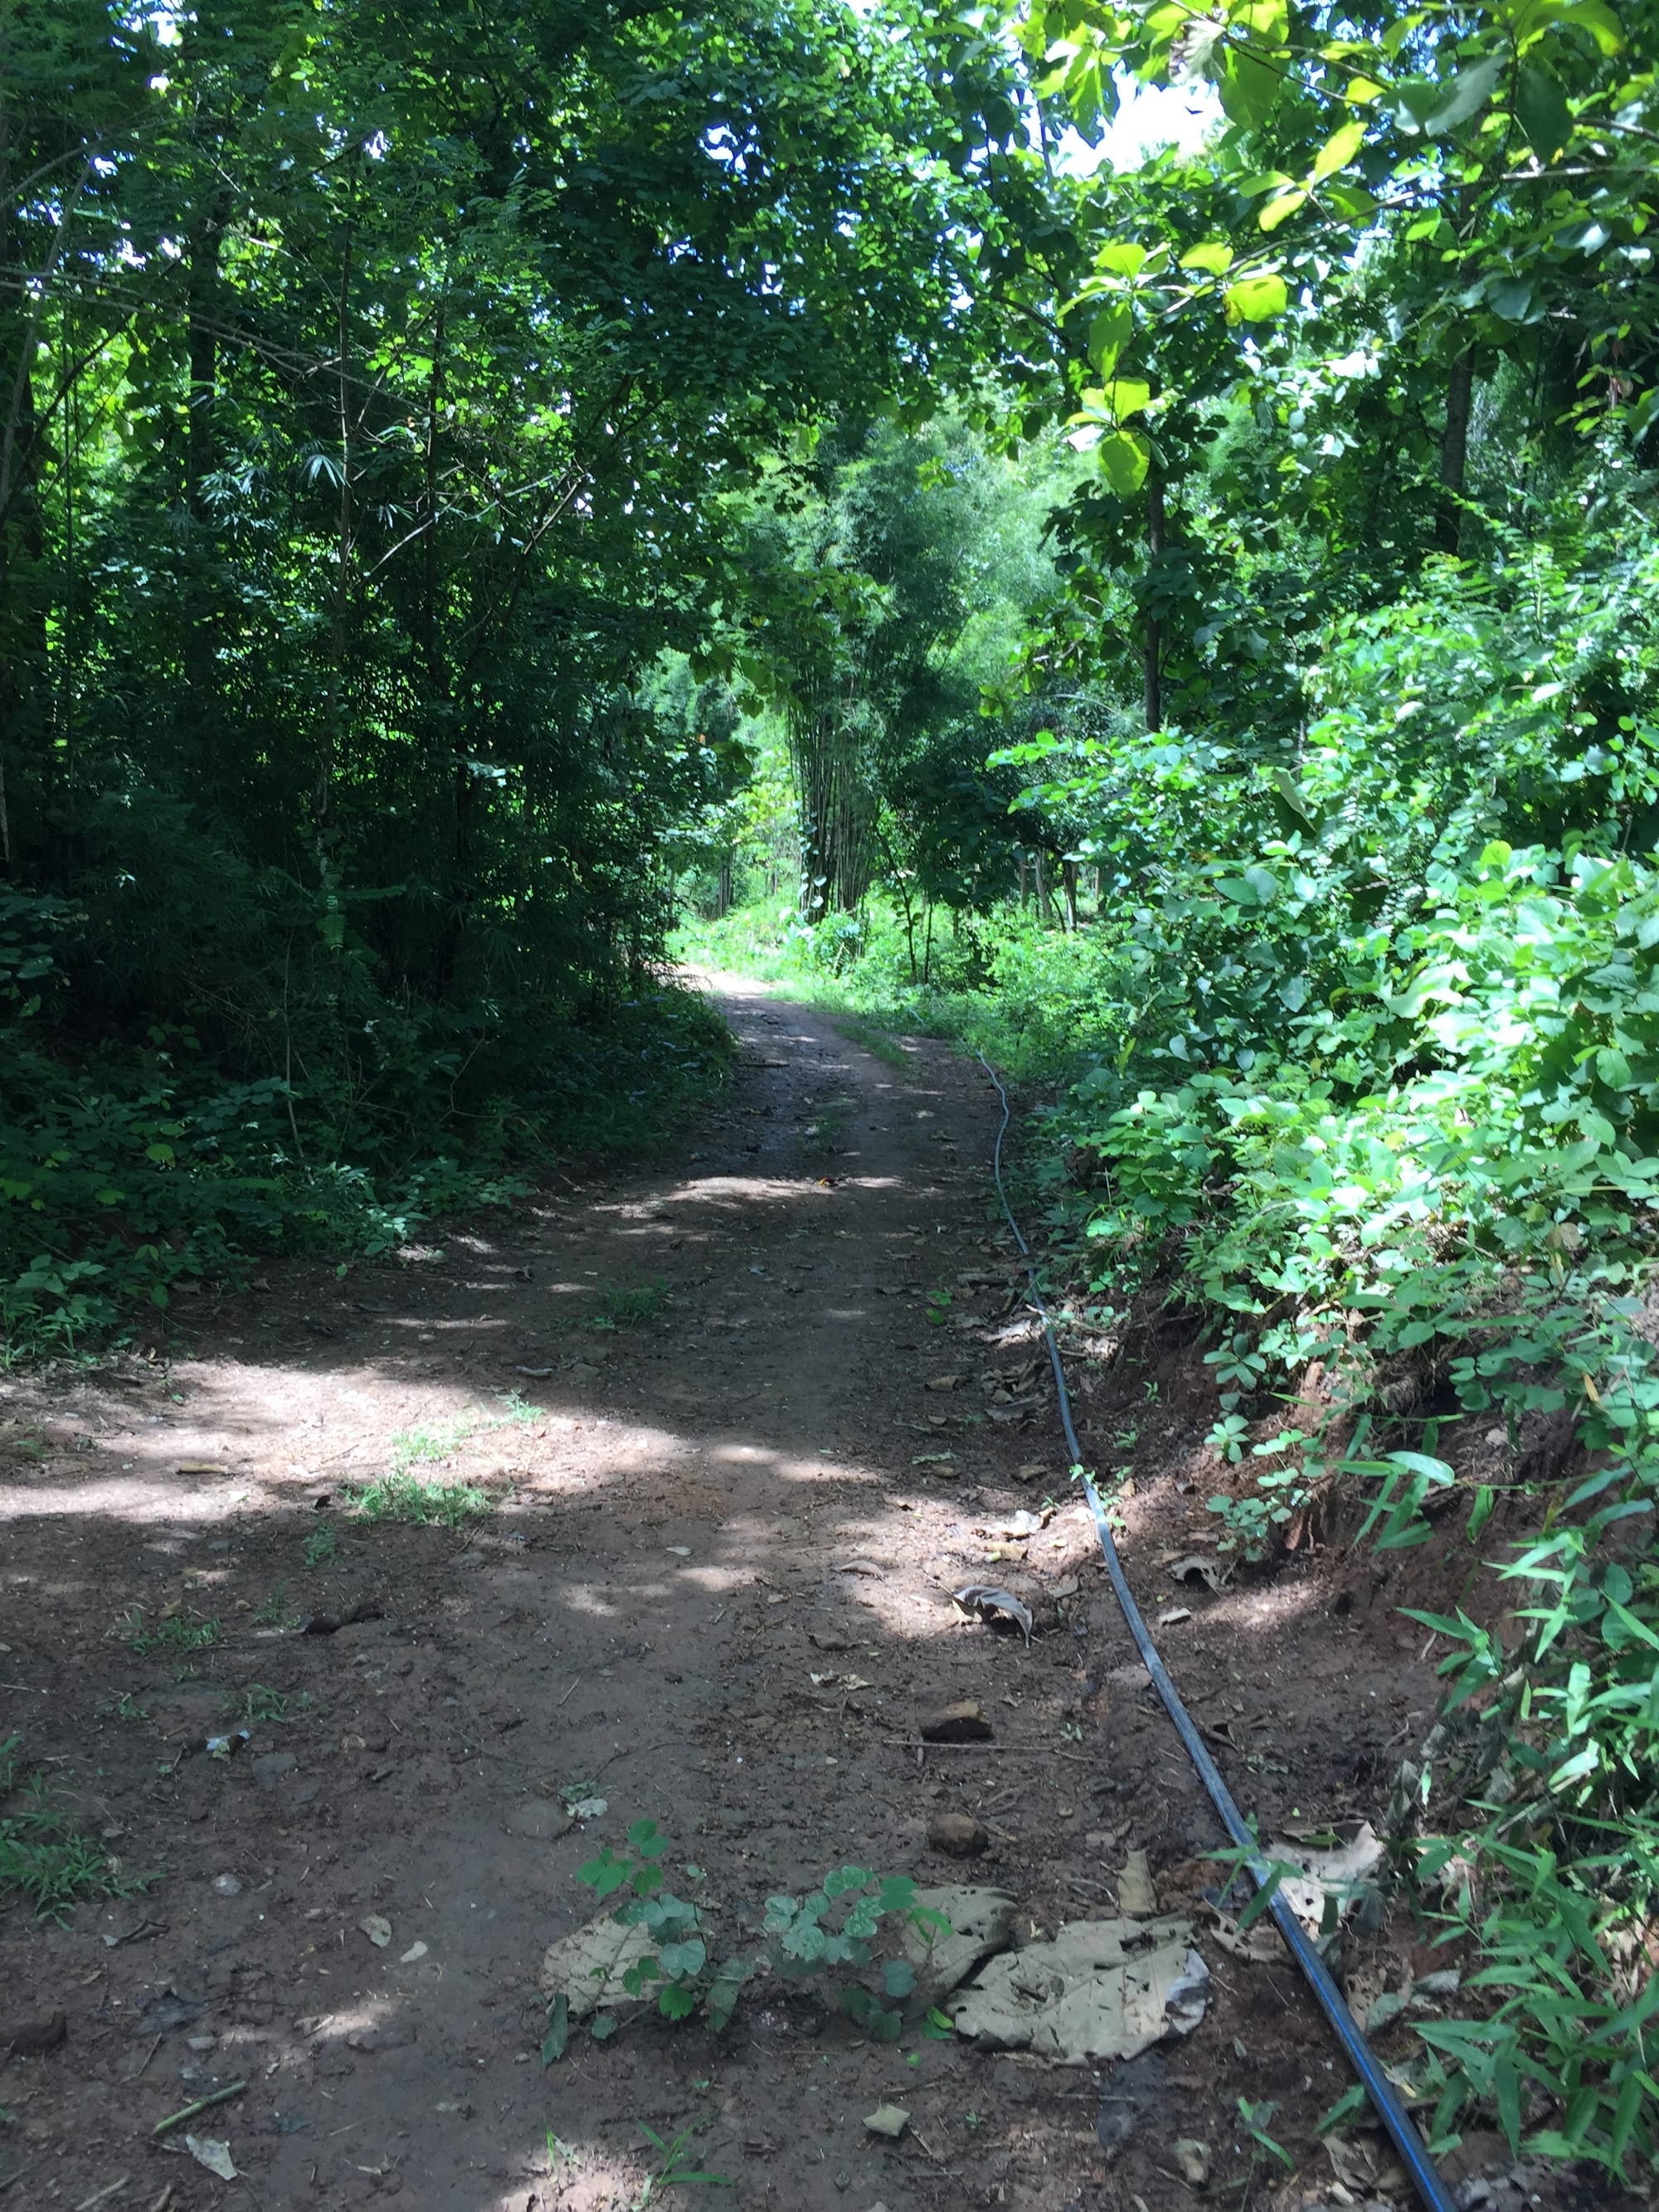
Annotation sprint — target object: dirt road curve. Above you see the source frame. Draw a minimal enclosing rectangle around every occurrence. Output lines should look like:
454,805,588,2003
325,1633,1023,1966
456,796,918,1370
3,977,1389,2212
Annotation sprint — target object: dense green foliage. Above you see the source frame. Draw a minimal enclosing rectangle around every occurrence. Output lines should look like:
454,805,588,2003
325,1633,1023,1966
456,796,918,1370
0,0,1040,1346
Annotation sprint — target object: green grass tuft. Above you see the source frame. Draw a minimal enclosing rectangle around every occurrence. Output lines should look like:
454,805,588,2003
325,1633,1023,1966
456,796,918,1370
0,1738,153,1923
339,1469,494,1527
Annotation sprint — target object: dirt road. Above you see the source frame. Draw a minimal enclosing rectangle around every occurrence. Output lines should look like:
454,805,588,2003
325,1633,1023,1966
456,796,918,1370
2,978,1473,2212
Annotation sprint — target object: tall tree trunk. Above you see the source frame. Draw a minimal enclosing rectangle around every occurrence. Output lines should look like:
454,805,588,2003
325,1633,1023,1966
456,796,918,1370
1438,344,1475,555
1142,468,1165,733
792,696,873,918
1061,858,1078,932
314,224,353,911
183,200,226,708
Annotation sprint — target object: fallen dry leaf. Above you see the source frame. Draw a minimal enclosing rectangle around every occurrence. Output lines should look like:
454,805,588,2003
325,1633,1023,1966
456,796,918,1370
1117,1850,1157,1919
951,1584,1034,1643
183,2137,237,2181
1168,1554,1228,1594
863,2104,911,2139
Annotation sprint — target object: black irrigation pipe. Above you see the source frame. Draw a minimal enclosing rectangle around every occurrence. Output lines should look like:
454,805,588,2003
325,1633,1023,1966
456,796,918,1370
975,1052,1455,2212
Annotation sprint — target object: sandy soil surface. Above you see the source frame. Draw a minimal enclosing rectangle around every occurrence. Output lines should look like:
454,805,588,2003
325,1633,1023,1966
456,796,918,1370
0,977,1626,2212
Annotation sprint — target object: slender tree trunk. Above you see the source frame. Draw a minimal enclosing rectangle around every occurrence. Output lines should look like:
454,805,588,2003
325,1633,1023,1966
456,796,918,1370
1438,344,1476,555
183,201,226,708
1143,468,1165,733
1061,858,1078,932
314,225,353,906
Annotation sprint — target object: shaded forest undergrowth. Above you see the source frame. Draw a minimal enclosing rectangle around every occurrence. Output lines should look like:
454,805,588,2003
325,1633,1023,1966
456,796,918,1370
0,894,732,1357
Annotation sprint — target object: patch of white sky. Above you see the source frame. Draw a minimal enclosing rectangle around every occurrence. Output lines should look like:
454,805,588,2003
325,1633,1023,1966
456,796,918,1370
1055,71,1221,176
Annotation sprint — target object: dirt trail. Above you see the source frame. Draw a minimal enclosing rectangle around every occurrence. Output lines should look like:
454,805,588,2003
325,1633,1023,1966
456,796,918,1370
2,978,1503,2212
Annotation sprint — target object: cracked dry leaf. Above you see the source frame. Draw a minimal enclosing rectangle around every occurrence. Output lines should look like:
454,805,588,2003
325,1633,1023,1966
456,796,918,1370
948,1917,1208,2063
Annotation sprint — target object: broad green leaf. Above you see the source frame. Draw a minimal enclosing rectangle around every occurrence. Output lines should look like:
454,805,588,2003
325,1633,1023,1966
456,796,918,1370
1180,241,1235,275
1087,303,1132,372
541,1992,569,2065
1094,242,1147,275
1270,766,1316,824
1514,62,1573,158
1556,0,1623,55
1087,377,1152,420
1219,44,1280,126
1426,52,1506,134
1224,271,1289,322
658,1937,707,1979
1231,0,1287,40
1488,275,1538,320
1258,188,1307,233
1311,118,1365,180
1097,428,1151,494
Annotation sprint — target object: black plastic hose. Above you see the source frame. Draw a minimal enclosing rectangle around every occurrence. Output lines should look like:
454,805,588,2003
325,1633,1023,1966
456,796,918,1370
975,1053,1455,2212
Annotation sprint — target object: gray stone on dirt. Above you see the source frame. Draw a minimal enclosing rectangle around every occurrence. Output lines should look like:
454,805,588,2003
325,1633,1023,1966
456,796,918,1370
899,1884,1015,2017
926,1811,989,1859
346,2020,417,2052
919,1699,993,1743
252,1752,299,1788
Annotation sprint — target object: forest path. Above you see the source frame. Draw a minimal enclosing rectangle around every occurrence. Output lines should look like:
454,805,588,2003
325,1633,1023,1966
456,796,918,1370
1,978,1334,2212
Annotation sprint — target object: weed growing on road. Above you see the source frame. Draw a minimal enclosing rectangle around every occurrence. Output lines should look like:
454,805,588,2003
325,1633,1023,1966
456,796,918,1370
634,2119,731,2202
304,1523,338,1567
343,1390,536,1524
341,1469,492,1527
125,1608,220,1655
224,1685,289,1725
831,1015,911,1072
548,1819,953,2049
387,1389,536,1475
586,1281,669,1329
763,1868,950,2041
0,1738,152,1923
